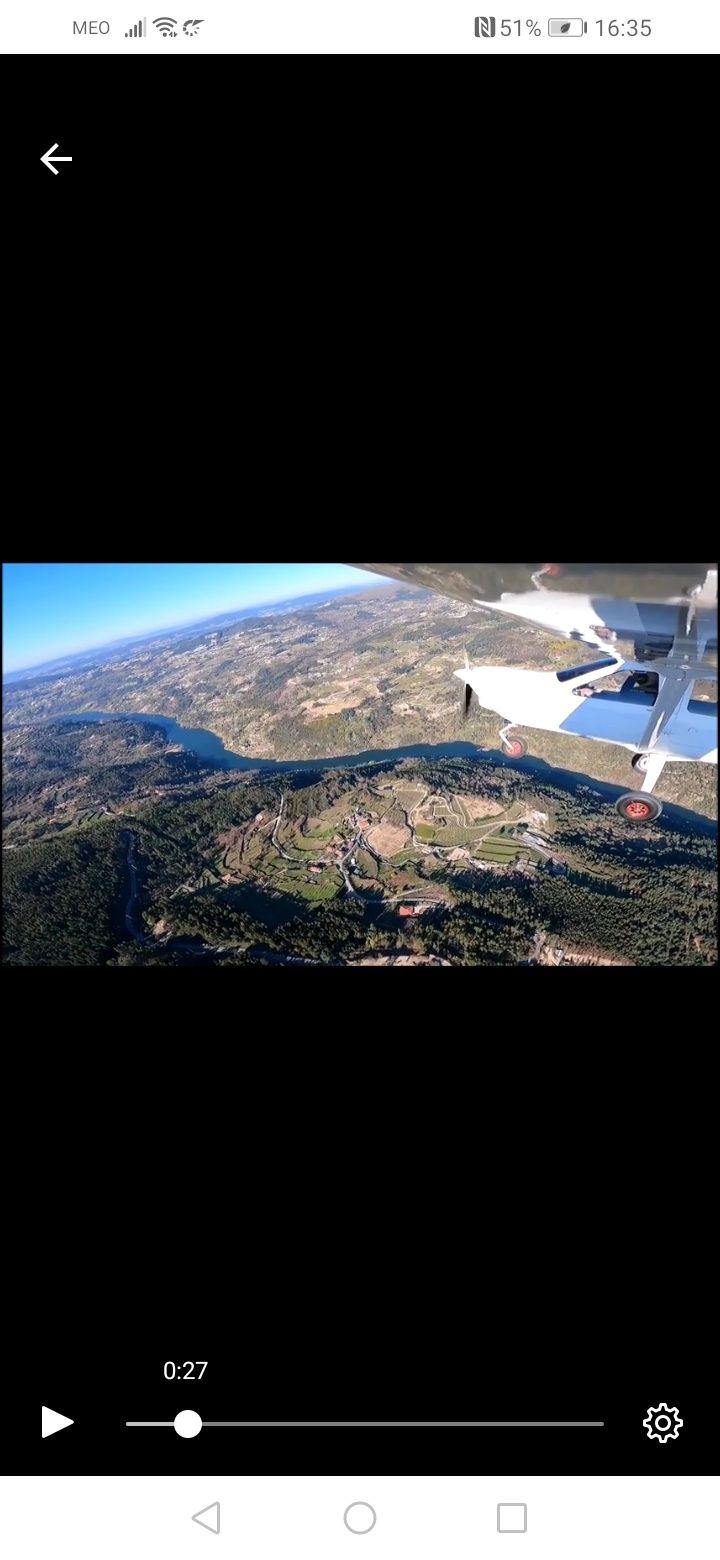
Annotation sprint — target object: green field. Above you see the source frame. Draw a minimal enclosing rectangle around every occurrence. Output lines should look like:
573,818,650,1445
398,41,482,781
394,787,425,813
416,824,488,846
355,849,379,877
367,791,395,819
473,834,543,865
293,874,342,901
388,849,426,868
270,870,341,902
292,833,336,852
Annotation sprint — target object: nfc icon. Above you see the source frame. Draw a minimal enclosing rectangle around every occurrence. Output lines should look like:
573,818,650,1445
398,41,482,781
475,14,496,33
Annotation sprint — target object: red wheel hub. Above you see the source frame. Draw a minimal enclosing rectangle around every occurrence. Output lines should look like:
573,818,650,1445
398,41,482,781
626,800,651,819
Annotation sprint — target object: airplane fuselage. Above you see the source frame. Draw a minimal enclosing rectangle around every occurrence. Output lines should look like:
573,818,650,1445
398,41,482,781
457,661,717,765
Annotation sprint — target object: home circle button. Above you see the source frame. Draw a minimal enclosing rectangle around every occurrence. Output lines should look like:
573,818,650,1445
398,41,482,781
344,1503,377,1534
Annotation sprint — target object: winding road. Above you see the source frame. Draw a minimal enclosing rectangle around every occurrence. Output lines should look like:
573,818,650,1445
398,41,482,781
123,829,315,963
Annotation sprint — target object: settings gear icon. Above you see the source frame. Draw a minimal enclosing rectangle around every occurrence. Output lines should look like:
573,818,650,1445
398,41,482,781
643,1403,683,1443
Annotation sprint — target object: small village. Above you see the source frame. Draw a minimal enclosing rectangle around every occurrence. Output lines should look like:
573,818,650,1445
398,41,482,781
205,773,558,921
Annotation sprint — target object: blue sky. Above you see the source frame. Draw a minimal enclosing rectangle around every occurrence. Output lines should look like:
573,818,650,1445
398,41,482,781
2,563,385,673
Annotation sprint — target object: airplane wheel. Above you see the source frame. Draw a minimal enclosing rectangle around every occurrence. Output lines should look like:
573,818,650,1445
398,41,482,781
632,753,649,773
502,737,527,758
615,792,663,824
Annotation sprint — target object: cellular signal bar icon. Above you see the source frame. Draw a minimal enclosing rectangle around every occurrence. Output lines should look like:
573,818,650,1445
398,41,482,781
125,16,147,33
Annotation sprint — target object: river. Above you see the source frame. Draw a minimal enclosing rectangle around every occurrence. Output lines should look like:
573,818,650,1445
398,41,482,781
58,710,501,774
39,709,719,835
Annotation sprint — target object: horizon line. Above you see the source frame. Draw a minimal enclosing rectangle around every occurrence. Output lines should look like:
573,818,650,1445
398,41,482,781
3,578,394,678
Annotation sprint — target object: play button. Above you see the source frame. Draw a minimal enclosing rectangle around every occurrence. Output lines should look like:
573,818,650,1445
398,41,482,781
42,1406,74,1438
192,1502,220,1535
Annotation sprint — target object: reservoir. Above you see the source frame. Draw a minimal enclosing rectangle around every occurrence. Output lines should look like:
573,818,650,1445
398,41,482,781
48,710,717,835
58,710,504,774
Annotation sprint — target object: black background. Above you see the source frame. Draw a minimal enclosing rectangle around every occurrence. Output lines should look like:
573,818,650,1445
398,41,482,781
6,63,377,214
11,72,215,205
39,1334,703,1475
25,1032,714,1478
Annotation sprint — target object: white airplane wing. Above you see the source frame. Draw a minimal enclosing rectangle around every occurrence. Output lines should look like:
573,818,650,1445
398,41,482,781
350,563,714,607
351,564,717,658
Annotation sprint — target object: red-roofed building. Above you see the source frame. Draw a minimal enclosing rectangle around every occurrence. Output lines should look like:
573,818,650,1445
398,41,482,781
399,905,415,917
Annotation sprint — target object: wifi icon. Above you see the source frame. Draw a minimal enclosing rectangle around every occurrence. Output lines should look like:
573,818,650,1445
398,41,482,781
153,15,178,32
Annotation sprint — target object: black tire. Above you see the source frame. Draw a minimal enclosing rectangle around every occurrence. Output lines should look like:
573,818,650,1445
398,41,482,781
502,737,528,758
632,753,649,773
615,792,663,824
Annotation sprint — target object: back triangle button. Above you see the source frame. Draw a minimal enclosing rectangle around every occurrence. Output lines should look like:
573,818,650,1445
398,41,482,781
192,1502,220,1535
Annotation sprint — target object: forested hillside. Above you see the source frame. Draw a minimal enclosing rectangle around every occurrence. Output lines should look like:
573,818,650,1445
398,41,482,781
3,758,716,967
2,717,218,849
3,822,127,965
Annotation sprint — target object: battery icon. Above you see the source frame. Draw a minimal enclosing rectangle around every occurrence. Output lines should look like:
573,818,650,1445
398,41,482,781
548,16,585,32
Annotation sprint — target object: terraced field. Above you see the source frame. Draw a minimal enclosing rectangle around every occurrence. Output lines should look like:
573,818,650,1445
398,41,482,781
416,824,487,846
414,799,527,847
473,837,543,865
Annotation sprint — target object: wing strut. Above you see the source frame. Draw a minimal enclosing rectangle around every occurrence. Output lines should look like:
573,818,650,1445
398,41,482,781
636,673,690,754
639,751,667,794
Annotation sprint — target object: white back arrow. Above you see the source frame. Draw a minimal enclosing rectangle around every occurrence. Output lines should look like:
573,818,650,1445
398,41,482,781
41,143,73,175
